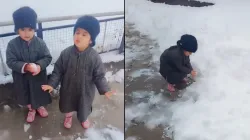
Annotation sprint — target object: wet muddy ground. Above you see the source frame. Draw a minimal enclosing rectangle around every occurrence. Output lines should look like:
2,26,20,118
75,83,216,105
125,22,172,140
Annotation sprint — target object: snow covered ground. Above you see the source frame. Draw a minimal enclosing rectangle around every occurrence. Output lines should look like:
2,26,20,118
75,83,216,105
126,0,250,140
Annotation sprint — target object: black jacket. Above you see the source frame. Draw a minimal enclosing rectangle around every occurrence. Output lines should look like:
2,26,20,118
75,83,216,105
160,45,193,84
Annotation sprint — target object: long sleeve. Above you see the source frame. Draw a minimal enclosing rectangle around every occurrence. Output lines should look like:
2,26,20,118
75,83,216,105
93,54,110,95
35,41,52,71
21,63,28,73
172,55,192,74
186,57,193,70
48,52,64,89
6,42,26,73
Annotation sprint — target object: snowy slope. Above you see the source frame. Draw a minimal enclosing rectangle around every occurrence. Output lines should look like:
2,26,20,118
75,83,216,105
126,0,250,140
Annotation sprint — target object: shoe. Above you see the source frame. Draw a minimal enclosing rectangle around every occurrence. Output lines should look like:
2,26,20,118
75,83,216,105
167,84,176,92
81,119,90,129
64,116,73,129
26,110,36,123
37,106,48,117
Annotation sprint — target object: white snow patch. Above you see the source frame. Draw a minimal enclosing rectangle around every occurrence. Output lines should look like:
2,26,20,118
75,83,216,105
0,130,10,140
3,105,11,112
125,137,138,140
0,75,13,85
24,124,30,132
126,0,250,139
114,69,124,83
75,126,123,140
100,51,124,63
129,68,155,78
105,71,114,82
125,91,172,130
46,65,54,75
105,69,124,83
29,135,32,139
41,137,51,140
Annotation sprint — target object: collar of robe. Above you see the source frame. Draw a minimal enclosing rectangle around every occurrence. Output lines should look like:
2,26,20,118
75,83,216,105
72,45,91,56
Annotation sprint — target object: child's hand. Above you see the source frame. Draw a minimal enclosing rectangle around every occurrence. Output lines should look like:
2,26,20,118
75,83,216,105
24,64,33,73
104,90,116,99
32,65,41,76
41,85,53,93
191,70,197,78
25,63,37,73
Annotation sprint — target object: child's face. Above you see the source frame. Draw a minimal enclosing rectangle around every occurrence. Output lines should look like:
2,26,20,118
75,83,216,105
184,51,192,56
18,28,35,41
74,28,92,49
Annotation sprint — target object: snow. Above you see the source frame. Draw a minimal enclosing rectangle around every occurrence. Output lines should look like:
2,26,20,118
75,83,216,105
46,65,54,75
29,135,32,139
0,75,13,85
24,124,30,132
126,0,250,139
125,137,137,140
106,69,124,83
41,137,51,140
100,51,124,63
114,69,124,83
3,105,11,112
129,68,155,78
0,130,9,140
0,0,124,22
75,126,123,140
105,71,114,82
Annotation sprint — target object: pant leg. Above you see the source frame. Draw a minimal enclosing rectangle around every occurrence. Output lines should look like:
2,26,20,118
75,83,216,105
166,72,187,85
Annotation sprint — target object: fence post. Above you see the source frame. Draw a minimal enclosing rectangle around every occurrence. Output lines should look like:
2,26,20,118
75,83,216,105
0,49,8,76
37,22,43,39
119,33,124,54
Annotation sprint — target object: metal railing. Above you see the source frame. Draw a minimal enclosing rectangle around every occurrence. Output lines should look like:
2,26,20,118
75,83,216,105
0,11,124,76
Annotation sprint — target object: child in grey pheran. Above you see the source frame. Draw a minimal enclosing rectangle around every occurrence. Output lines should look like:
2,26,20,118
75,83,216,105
42,16,115,129
6,6,52,123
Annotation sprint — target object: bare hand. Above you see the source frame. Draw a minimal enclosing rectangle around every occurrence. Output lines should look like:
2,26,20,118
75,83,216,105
191,70,197,77
41,85,53,93
32,65,41,76
25,63,37,73
104,90,116,99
